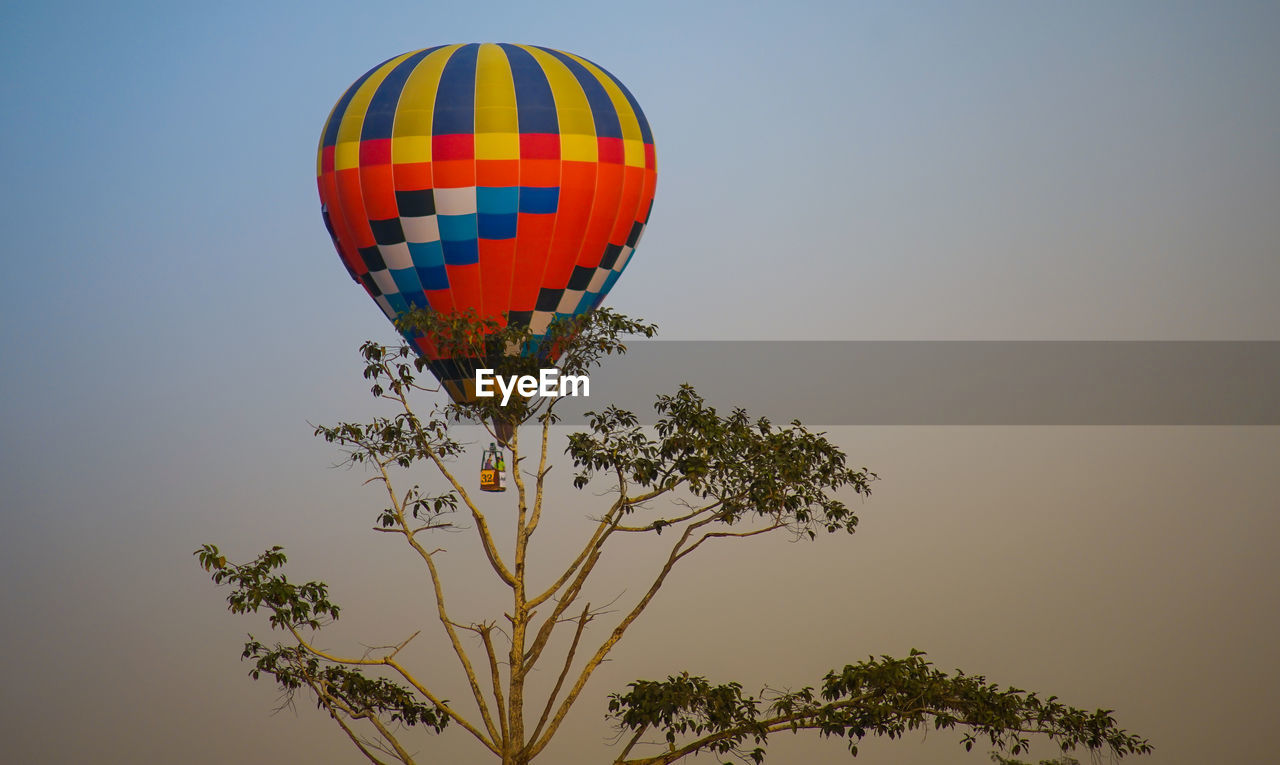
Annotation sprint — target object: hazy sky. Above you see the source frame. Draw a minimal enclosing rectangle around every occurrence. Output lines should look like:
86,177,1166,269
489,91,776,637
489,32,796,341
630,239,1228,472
1,1,1277,763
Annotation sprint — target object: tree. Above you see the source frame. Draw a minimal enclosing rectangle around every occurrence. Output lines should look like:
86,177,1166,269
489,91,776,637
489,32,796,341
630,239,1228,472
196,309,1151,765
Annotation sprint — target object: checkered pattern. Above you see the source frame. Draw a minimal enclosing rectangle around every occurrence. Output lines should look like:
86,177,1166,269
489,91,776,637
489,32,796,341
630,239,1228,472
318,44,657,401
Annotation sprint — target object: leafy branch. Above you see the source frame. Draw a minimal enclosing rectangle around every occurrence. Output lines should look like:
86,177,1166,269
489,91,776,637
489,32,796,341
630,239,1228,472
195,545,453,763
607,651,1152,764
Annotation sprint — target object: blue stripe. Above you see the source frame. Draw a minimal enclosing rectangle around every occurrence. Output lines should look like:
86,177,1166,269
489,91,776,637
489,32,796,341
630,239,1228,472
601,270,623,294
477,186,518,215
572,291,596,315
442,239,479,266
500,44,559,135
362,48,438,141
594,63,654,145
386,293,410,315
321,53,397,148
537,47,622,139
433,43,479,135
518,186,559,214
478,213,517,239
391,267,424,294
407,240,445,269
438,213,477,242
417,265,449,290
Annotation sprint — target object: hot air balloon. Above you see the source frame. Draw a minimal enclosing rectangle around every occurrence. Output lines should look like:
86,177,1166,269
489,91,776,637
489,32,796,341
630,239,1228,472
317,43,657,422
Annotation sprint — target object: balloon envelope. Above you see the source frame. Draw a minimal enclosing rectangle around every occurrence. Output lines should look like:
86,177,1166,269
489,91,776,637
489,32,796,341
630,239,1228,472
317,43,657,401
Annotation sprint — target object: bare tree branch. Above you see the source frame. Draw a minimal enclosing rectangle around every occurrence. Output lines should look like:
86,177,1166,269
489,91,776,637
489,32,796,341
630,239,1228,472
527,602,593,751
394,389,516,588
528,518,717,759
369,459,503,751
479,623,510,749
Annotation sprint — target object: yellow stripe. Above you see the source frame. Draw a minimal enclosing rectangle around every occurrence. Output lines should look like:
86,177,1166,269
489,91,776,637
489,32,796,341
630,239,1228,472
391,45,462,165
563,52,646,167
519,45,597,162
334,141,360,172
475,133,519,159
475,43,518,137
559,134,597,163
333,51,418,171
622,139,645,168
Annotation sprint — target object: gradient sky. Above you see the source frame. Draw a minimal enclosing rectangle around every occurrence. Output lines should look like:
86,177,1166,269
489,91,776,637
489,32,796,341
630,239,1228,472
1,1,1277,763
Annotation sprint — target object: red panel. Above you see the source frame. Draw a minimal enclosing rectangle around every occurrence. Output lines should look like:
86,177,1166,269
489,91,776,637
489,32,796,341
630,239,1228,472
643,142,656,170
432,159,475,188
479,238,516,321
511,212,555,311
445,263,483,317
414,336,441,360
335,168,376,249
608,165,645,243
426,288,455,316
477,159,519,187
433,134,474,161
574,161,624,270
597,137,624,164
637,168,657,224
543,161,596,289
321,145,336,173
519,159,560,187
360,138,392,165
520,133,560,159
320,172,366,277
359,164,398,220
393,161,433,191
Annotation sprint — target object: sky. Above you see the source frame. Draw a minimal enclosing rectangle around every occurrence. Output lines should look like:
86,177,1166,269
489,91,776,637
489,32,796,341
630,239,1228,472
1,1,1277,763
